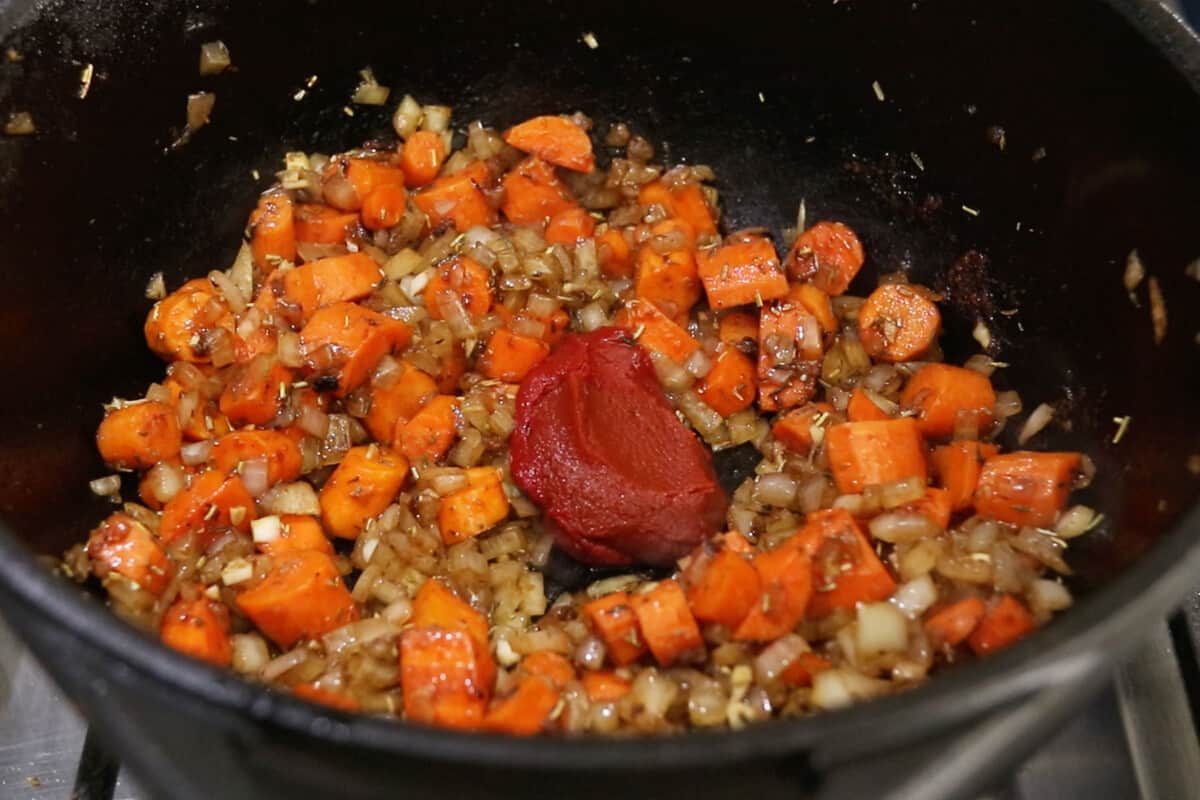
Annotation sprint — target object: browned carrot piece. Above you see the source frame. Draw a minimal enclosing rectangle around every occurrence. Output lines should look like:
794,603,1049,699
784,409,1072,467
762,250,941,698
399,130,447,188
899,487,953,529
637,179,677,217
780,652,833,688
395,395,459,463
544,206,597,246
319,445,409,539
210,429,302,487
967,595,1036,655
249,190,297,271
788,283,839,335
159,469,255,545
96,401,182,470
784,221,865,296
256,514,334,557
504,115,595,172
363,362,438,443
930,441,1000,511
974,451,1081,528
687,549,761,629
924,596,986,646
518,651,576,689
292,683,360,712
757,297,824,411
733,541,813,641
858,283,941,363
478,328,551,384
846,387,892,422
144,278,235,364
718,310,759,350
400,628,489,730
411,579,493,661
695,348,757,417
500,157,577,226
306,252,385,310
637,181,717,237
324,157,407,212
634,247,702,325
163,368,232,442
87,512,173,594
218,356,294,427
294,204,359,244
697,238,789,310
613,299,700,364
583,591,646,666
413,161,497,232
160,594,232,667
236,550,358,648
824,418,928,494
597,228,634,279
771,402,836,453
797,508,897,618
423,256,494,321
630,580,703,667
581,670,632,703
438,466,510,545
899,363,996,438
483,677,560,736
300,302,411,396
361,183,408,231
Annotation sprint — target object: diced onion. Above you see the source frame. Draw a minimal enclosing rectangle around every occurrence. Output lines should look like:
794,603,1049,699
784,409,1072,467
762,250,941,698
869,511,940,543
262,647,311,681
753,634,809,683
578,303,608,332
258,481,320,516
186,92,215,132
421,105,451,133
685,349,713,379
994,389,1022,418
890,575,938,619
180,440,213,466
1055,504,1099,539
221,557,254,586
143,462,184,505
89,474,122,497
754,473,798,507
855,602,909,654
240,458,270,497
198,41,231,76
1029,579,1073,615
251,515,282,544
879,476,926,508
1018,402,1055,445
392,94,422,138
230,633,268,675
812,669,886,710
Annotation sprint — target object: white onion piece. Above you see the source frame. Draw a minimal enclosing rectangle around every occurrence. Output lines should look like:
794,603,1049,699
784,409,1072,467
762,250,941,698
179,440,213,466
298,403,330,439
855,602,909,654
754,473,799,507
230,634,268,675
1018,402,1055,445
578,303,609,332
251,515,282,544
221,557,254,586
1055,504,1099,539
684,349,713,379
753,633,810,683
1029,579,1073,615
144,462,184,505
889,575,938,619
262,647,311,681
869,511,941,543
811,669,887,710
258,481,320,516
240,458,270,497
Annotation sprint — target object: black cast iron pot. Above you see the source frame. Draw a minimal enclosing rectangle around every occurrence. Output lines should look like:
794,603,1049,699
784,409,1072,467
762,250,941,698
1,1,1199,798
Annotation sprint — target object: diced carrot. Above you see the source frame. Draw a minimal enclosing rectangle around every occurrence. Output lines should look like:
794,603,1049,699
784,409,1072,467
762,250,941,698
363,361,438,443
293,683,360,712
236,549,358,648
687,549,761,629
324,157,407,212
780,652,833,688
501,157,577,226
234,320,278,364
210,429,303,486
846,387,892,422
974,451,1081,528
899,487,953,529
144,278,235,363
401,628,490,730
718,310,759,350
797,508,897,618
637,179,677,217
858,283,941,363
411,579,493,665
581,670,632,703
254,267,316,326
720,530,755,553
788,283,838,335
696,238,789,310
967,594,1036,656
930,441,1000,511
757,298,824,411
395,394,459,463
294,204,359,244
361,183,409,231
300,303,411,397
159,469,255,545
422,256,493,320
900,363,996,438
138,458,193,510
96,401,182,470
771,402,835,453
544,206,597,246
399,130,447,187
438,466,510,545
319,445,409,538
249,190,297,271
784,221,865,296
256,514,334,557
160,594,232,667
504,115,594,172
478,328,551,383
87,512,173,594
218,356,294,427
257,253,384,322
630,580,703,667
824,418,927,494
597,228,634,279
695,348,756,417
733,541,813,641
483,676,560,736
635,247,701,324
924,596,986,647
163,369,231,442
519,651,576,689
649,217,697,251
413,161,497,232
582,591,646,666
613,299,700,365
636,181,717,236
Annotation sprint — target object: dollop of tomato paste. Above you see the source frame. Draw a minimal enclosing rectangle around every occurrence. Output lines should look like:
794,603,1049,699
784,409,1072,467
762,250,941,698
510,328,727,566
